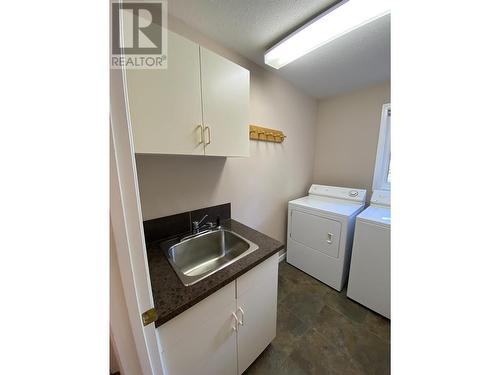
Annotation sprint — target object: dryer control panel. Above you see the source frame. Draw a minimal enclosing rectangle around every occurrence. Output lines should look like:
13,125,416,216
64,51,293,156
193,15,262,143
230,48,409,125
308,184,367,203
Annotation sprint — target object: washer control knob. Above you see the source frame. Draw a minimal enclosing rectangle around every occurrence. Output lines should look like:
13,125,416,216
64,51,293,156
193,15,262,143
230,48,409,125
349,190,359,197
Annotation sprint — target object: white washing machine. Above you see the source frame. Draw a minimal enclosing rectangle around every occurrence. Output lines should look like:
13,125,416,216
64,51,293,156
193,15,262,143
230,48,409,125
347,190,391,318
286,184,367,291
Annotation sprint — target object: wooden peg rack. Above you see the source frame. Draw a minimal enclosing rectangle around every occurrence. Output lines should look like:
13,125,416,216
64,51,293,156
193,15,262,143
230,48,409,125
249,125,286,143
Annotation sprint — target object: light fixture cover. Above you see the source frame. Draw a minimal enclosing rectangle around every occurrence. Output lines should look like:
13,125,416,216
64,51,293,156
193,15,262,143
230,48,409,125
264,0,390,69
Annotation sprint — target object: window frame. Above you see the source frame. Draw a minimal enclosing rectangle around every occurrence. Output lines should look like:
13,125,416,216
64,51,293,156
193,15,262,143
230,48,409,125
372,103,391,191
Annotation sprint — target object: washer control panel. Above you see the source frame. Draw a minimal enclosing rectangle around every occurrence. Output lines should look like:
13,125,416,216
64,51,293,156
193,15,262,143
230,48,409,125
371,190,391,206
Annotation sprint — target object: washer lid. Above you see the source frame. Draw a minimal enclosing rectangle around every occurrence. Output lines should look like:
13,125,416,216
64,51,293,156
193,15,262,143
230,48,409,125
289,195,365,217
308,184,366,204
357,205,391,227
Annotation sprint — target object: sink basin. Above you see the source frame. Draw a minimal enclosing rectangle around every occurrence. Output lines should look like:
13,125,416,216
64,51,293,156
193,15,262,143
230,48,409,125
161,229,259,286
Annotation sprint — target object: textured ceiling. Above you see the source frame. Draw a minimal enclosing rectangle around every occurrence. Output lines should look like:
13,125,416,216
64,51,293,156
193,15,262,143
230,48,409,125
168,0,390,98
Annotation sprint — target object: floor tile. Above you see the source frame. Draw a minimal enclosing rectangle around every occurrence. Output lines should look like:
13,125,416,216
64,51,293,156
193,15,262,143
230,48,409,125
279,264,332,326
277,275,291,302
247,261,390,374
314,304,390,375
279,262,317,286
243,342,304,375
363,311,391,343
273,303,309,354
288,327,362,375
280,288,326,326
323,288,368,324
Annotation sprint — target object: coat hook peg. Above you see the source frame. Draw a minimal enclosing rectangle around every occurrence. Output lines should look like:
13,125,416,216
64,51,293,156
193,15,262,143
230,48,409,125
249,125,286,143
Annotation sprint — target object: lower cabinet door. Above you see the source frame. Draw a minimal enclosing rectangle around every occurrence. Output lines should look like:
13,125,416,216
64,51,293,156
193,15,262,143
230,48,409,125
157,281,238,375
236,254,279,374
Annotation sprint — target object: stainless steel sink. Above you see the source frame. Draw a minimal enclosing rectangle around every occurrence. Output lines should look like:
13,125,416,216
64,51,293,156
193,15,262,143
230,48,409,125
161,229,259,286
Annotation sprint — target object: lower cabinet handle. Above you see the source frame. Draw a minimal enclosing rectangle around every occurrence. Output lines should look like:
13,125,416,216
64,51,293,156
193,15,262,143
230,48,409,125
231,312,239,331
237,307,245,326
327,232,333,244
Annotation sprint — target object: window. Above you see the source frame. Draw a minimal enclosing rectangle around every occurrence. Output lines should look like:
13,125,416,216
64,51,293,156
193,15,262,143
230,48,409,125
372,103,391,191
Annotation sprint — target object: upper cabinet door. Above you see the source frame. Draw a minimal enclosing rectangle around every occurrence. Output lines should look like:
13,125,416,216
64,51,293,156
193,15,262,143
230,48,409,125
200,47,250,157
126,31,204,155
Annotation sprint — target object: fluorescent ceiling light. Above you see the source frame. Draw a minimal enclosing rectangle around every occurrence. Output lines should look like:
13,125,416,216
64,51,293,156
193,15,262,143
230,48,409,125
264,0,390,69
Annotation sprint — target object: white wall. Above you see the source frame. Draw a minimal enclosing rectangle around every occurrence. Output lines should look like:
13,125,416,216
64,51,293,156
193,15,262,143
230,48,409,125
135,16,318,243
313,81,391,197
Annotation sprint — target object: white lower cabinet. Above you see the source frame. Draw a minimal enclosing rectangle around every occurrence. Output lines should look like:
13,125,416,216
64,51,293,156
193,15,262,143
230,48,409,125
235,254,278,374
156,254,278,375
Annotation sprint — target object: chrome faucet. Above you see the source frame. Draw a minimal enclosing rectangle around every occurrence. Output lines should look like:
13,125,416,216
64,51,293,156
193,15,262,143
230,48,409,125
180,215,221,242
192,214,208,234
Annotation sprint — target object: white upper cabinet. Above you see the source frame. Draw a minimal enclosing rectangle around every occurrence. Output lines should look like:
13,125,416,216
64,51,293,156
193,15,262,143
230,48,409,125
200,47,250,157
126,31,250,157
126,31,204,155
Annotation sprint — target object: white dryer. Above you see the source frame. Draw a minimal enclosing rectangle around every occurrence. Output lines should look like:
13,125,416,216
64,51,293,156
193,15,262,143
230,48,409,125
347,190,391,318
286,185,367,291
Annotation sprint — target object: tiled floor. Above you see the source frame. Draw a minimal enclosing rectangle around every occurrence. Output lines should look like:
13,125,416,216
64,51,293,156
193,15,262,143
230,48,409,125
244,261,390,375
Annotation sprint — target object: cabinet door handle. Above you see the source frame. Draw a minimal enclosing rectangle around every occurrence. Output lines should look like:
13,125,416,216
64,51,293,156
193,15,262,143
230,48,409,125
327,233,333,244
204,125,212,145
237,307,245,326
231,312,239,331
197,125,203,145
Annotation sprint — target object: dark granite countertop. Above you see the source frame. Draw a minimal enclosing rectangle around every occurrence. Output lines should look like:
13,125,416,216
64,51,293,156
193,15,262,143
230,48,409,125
147,219,284,328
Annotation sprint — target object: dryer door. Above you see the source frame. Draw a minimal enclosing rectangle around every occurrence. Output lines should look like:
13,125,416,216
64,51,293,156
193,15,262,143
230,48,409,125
290,209,342,258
